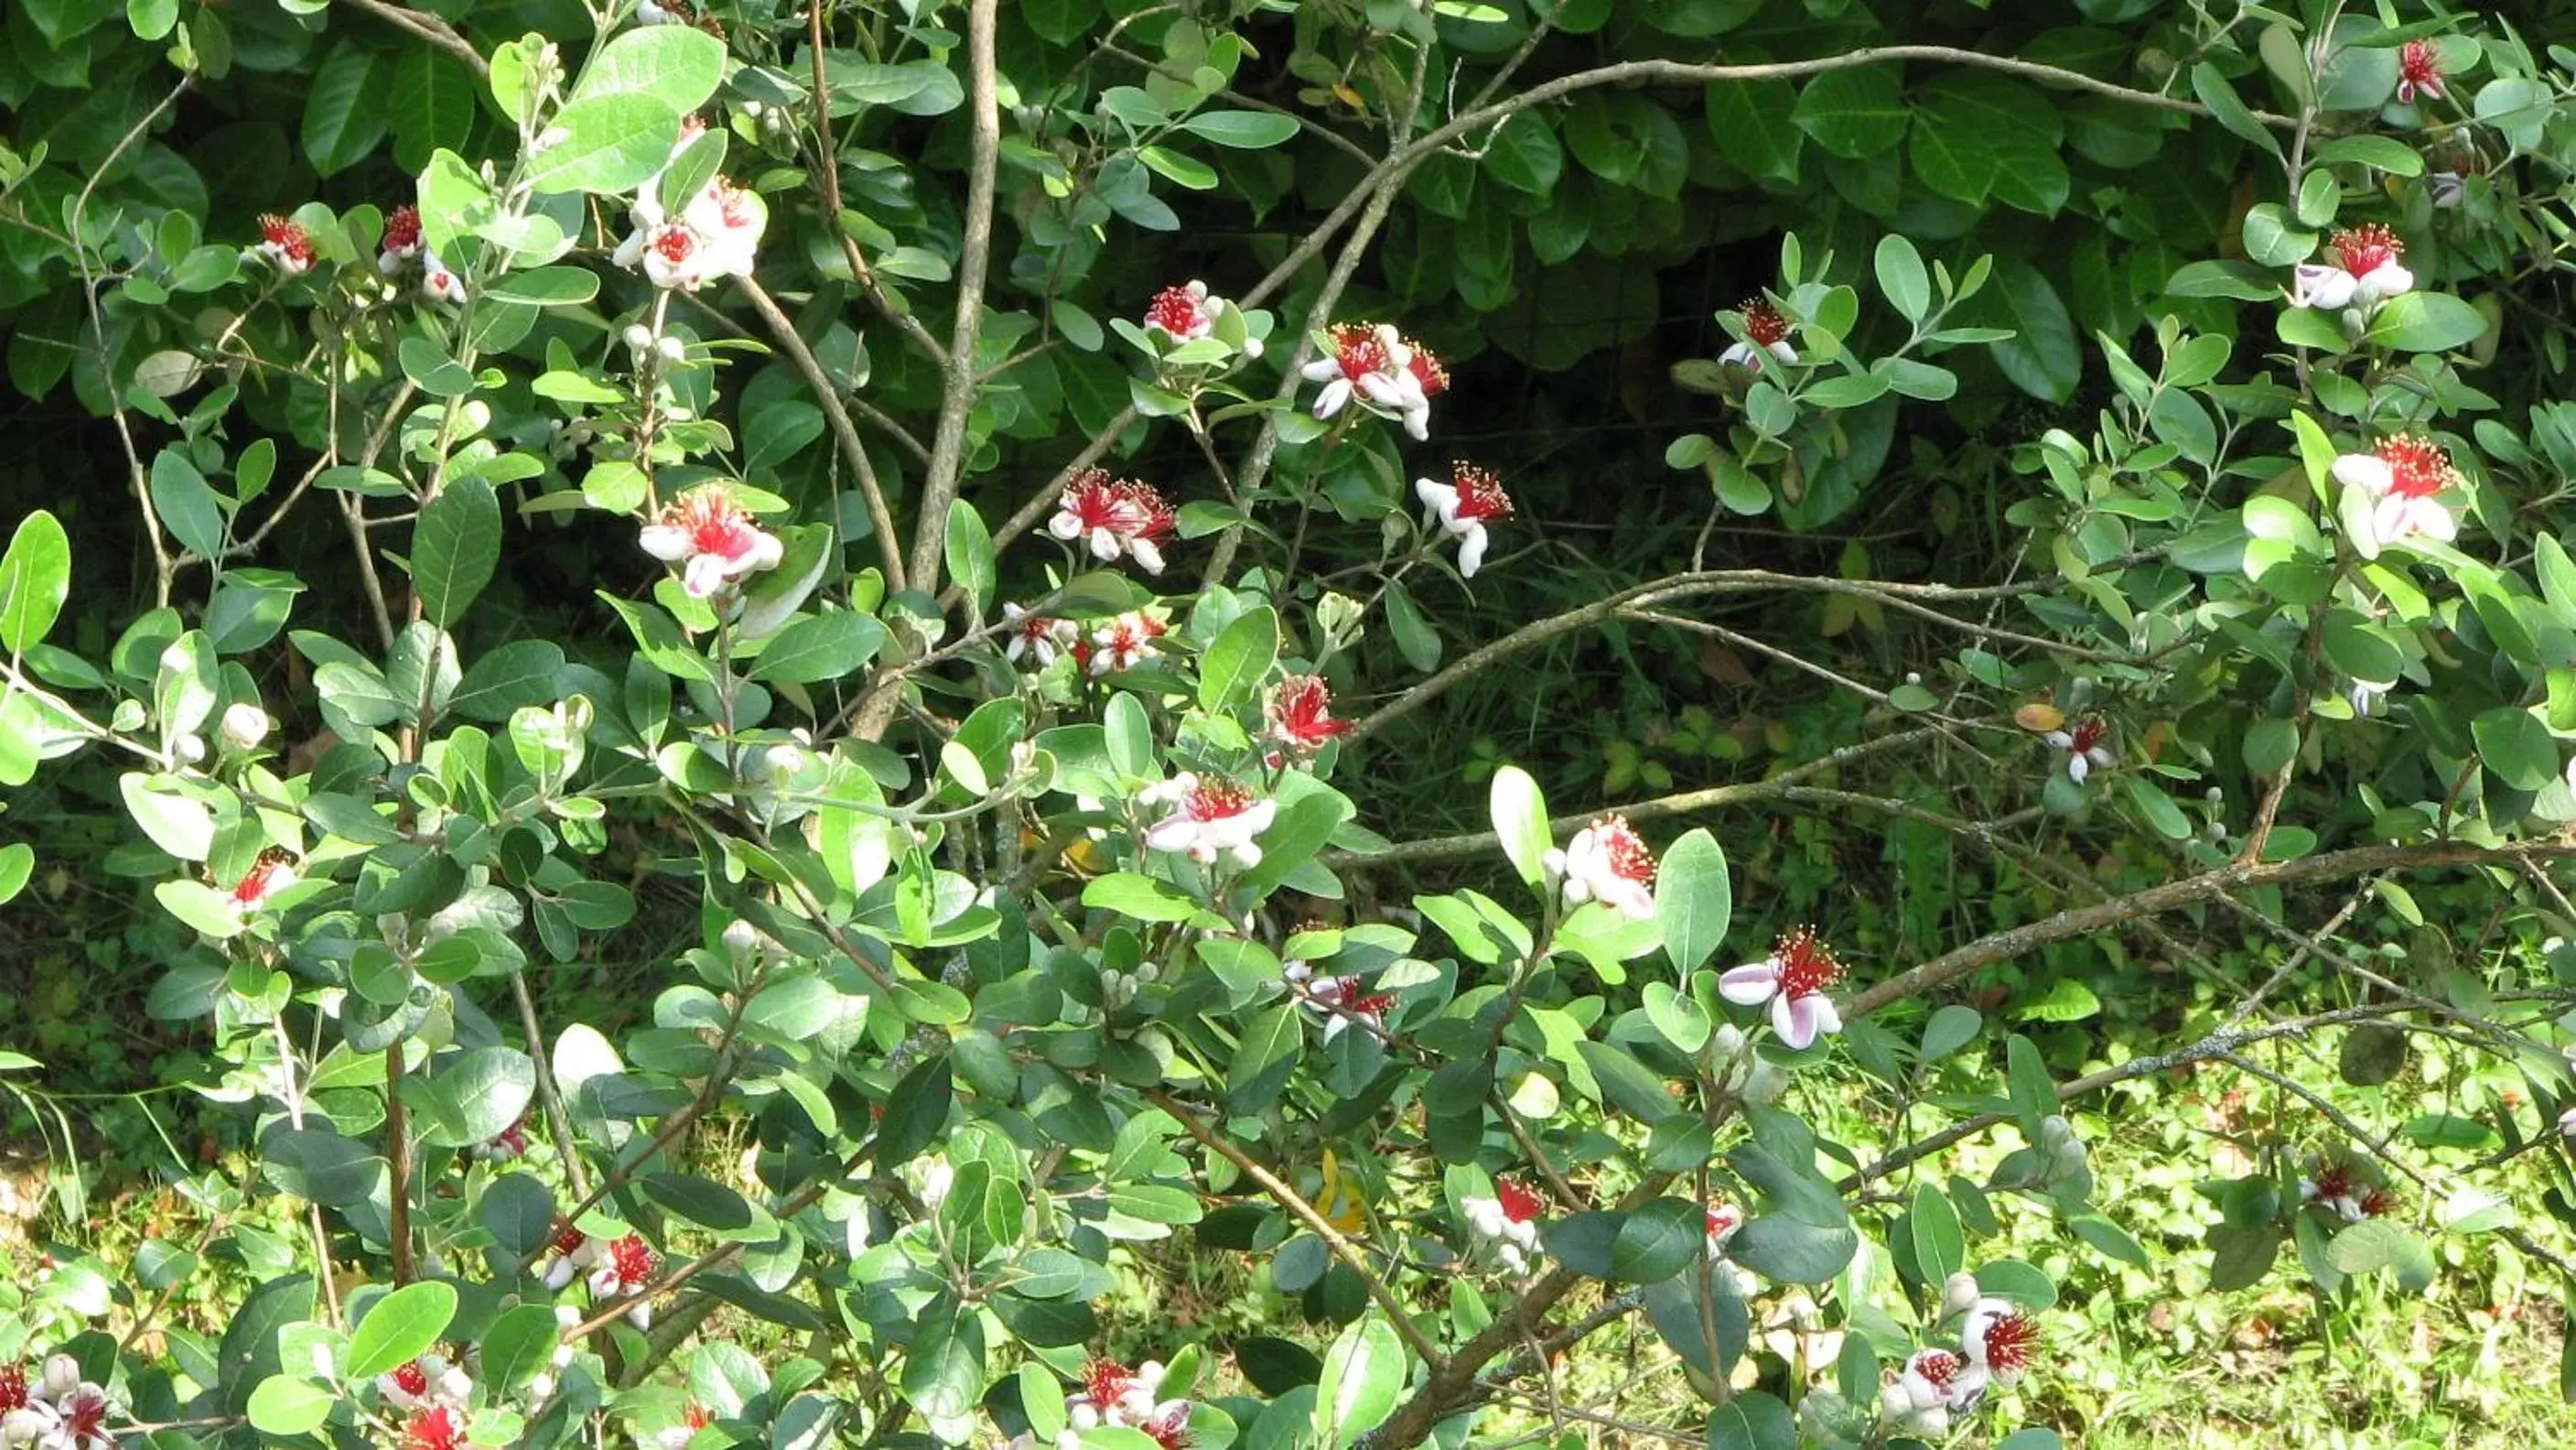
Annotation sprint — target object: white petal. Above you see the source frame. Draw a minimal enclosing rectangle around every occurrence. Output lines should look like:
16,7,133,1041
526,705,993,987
2292,265,2356,310
2331,453,2394,494
2042,730,2074,749
683,552,729,598
1088,527,1122,561
1129,537,1165,575
1718,964,1781,1005
639,524,693,561
1312,378,1350,418
1456,523,1488,578
2409,497,2457,541
1299,358,1342,383
1767,340,1799,364
2066,752,2090,785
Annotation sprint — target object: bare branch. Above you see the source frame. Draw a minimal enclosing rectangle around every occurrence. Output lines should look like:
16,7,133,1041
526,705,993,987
737,275,908,591
908,0,1002,591
337,0,489,80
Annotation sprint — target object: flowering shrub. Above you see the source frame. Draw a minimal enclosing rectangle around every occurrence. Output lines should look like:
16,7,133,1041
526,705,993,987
2,3,2576,1450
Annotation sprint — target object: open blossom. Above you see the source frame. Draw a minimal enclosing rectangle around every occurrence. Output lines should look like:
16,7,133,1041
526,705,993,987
1138,773,1275,869
2398,38,2445,104
376,1355,472,1413
1301,322,1440,439
1285,961,1396,1044
1960,1298,2041,1389
613,168,765,290
2301,1161,2398,1223
1881,1347,1986,1436
1720,298,1799,372
2348,676,2395,717
1547,814,1656,921
1415,462,1514,579
2333,433,2460,551
656,1405,715,1450
402,1406,469,1450
539,1223,600,1292
1083,610,1167,676
471,1116,530,1162
1706,1200,1745,1257
1004,603,1079,668
1719,925,1846,1051
256,214,317,276
379,204,466,304
1144,281,1222,343
639,485,784,598
1462,1178,1546,1274
2292,224,2412,311
231,845,298,911
1267,676,1353,757
4,1358,114,1450
2043,715,2115,784
588,1233,658,1330
1048,471,1175,574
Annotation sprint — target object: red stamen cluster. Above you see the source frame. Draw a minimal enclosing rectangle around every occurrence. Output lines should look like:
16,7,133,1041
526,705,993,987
652,227,697,265
2066,716,2109,753
550,1222,588,1257
657,488,759,557
1062,471,1175,540
1328,322,1391,381
1404,339,1449,397
383,205,422,253
608,1233,657,1286
0,1365,27,1411
2399,39,2442,95
232,845,296,904
1185,774,1256,821
390,1361,430,1397
2372,434,2459,500
1772,926,1844,1001
1448,463,1514,522
1083,1360,1135,1409
2360,1185,2400,1217
1268,676,1352,751
683,1405,715,1432
1594,815,1656,886
2332,223,2403,276
260,214,316,267
1146,286,1207,336
1979,1310,2041,1374
1142,1404,1193,1450
1741,298,1791,348
1494,1178,1547,1224
1913,1348,1962,1389
403,1406,467,1450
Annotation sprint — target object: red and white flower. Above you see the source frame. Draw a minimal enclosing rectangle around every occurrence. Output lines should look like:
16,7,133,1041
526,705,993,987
539,1223,600,1292
1719,925,1846,1051
1004,603,1079,668
1705,1200,1745,1257
230,845,299,912
4,1358,114,1450
2301,1161,2398,1224
587,1232,658,1330
1266,676,1353,758
1048,471,1176,574
256,215,317,276
1301,322,1440,439
613,175,766,290
1461,1179,1546,1274
2333,433,2461,551
1065,1359,1181,1439
1720,298,1799,372
1415,462,1514,579
1880,1347,1986,1436
1143,281,1222,343
656,1405,716,1450
1138,773,1275,869
1959,1298,2041,1389
401,1405,469,1450
1138,1403,1192,1450
2292,224,2413,311
379,204,466,304
376,1354,471,1412
2398,38,2445,105
472,1116,530,1162
2043,715,2116,784
1547,814,1657,921
638,485,784,599
1285,961,1396,1044
1083,610,1167,676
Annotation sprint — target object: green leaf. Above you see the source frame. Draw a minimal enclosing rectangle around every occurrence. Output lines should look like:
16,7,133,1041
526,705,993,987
1383,579,1441,672
1908,71,2067,215
2365,292,2490,353
1910,1181,1965,1283
526,94,684,196
127,0,178,40
1654,828,1730,972
2473,707,2559,791
0,510,71,653
1704,1390,1795,1450
1228,1002,1304,1113
748,612,888,683
481,267,602,307
1982,257,2079,403
1705,79,1801,183
1483,111,1564,194
573,24,728,112
1790,68,1908,158
943,500,996,615
0,842,32,906
408,1046,534,1148
878,1057,953,1167
122,773,216,860
1198,605,1278,713
346,1280,458,1380
1180,110,1299,148
2189,62,2282,157
303,44,389,178
475,1304,562,1392
2121,774,2193,839
247,1375,334,1436
1874,233,1931,323
2005,1033,2054,1135
151,449,228,562
1609,1197,1703,1282
1727,1215,1856,1282
1488,765,1550,890
413,479,500,630
1311,1315,1405,1445
391,49,477,175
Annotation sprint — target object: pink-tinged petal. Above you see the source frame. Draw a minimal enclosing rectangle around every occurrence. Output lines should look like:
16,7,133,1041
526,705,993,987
1719,963,1781,1005
1048,513,1083,541
683,553,729,598
639,524,693,560
1312,378,1351,419
1456,522,1489,578
1299,357,1342,383
2291,264,2356,310
1770,991,1810,1048
2332,453,2394,494
747,530,784,571
2356,262,2413,305
1088,527,1122,561
1718,341,1762,373
2408,498,2457,541
1236,799,1278,835
1144,817,1197,853
1767,340,1799,364
1129,536,1166,575
1793,992,1841,1043
2372,493,2412,546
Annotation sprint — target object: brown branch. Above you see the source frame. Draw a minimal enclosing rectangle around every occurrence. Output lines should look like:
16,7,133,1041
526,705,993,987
337,0,488,80
1841,837,2576,1021
736,275,908,591
907,0,1001,592
804,0,949,369
1148,1088,1450,1369
509,969,592,1200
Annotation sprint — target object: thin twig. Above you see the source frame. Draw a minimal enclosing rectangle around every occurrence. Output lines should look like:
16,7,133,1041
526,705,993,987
907,0,1001,590
736,276,907,590
337,0,489,80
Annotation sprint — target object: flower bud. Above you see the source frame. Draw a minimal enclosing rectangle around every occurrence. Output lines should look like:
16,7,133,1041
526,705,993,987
221,702,273,751
1905,671,1923,685
1241,335,1264,359
1942,1271,1982,1319
40,1355,81,1401
460,399,492,433
174,731,207,763
624,323,654,352
722,919,761,963
657,335,686,362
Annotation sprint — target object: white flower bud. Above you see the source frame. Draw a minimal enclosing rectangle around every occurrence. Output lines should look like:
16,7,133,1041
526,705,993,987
1242,335,1264,359
657,335,686,362
624,323,654,352
722,919,761,963
1942,1271,1982,1319
40,1356,81,1401
460,400,492,433
221,702,273,750
1905,671,1923,685
174,731,207,763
